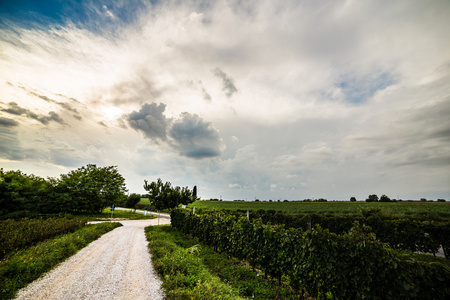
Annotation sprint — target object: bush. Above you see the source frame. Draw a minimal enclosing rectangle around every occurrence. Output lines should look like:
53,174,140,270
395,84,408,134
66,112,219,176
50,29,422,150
0,217,87,259
125,193,141,208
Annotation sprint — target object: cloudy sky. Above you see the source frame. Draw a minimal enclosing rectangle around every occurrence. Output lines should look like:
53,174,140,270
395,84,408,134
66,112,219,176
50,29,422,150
1,0,449,201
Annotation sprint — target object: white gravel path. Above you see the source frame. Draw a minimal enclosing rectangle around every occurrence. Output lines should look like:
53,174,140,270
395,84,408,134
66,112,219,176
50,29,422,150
15,218,171,300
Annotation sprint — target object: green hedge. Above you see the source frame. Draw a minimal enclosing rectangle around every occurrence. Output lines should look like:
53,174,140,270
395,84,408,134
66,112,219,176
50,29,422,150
171,209,450,299
0,217,87,259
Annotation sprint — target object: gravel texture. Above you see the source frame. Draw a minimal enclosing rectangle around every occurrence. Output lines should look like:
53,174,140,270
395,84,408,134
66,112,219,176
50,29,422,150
15,218,170,300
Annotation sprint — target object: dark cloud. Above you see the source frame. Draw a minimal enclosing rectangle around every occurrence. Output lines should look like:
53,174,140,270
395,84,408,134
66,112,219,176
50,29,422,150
127,103,168,141
0,117,19,127
213,67,237,98
39,111,65,125
0,102,66,125
2,102,28,115
170,112,223,159
128,103,223,159
0,128,29,160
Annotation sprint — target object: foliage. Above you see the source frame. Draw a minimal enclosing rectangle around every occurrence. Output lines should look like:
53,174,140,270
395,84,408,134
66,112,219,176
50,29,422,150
57,164,127,214
125,193,142,208
146,225,301,299
380,194,392,202
0,165,128,217
187,200,450,217
145,225,244,299
190,208,450,258
0,217,87,259
171,209,450,299
366,194,379,202
143,178,196,210
0,169,50,218
0,222,122,299
82,208,157,221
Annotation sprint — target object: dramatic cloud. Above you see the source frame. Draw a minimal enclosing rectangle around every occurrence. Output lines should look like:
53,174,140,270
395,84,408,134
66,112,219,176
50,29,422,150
0,117,19,127
170,112,223,159
128,103,223,159
0,102,66,125
127,103,168,141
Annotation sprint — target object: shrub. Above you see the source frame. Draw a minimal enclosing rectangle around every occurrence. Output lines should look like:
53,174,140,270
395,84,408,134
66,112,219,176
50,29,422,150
0,217,87,259
125,193,141,208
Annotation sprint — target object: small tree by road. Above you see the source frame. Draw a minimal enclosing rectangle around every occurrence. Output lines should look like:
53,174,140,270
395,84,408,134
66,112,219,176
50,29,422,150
125,193,142,210
143,178,197,210
58,164,127,213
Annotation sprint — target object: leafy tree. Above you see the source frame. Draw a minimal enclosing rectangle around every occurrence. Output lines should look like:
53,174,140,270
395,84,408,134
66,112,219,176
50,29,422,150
350,197,357,202
0,169,50,218
379,194,391,202
365,194,379,202
57,164,127,213
126,193,142,209
143,178,196,210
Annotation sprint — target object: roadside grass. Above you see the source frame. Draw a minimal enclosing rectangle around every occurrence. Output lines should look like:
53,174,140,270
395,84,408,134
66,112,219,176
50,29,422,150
139,198,151,205
145,225,306,299
188,200,450,216
0,222,122,300
70,208,157,221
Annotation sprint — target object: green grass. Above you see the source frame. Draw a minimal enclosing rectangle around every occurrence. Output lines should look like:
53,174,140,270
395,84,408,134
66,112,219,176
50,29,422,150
75,208,157,221
138,198,151,205
188,200,450,216
145,225,306,299
0,222,122,299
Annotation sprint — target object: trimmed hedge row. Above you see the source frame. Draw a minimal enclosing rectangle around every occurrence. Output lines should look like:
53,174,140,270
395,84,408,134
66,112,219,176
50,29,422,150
198,209,450,258
171,209,450,300
0,217,87,259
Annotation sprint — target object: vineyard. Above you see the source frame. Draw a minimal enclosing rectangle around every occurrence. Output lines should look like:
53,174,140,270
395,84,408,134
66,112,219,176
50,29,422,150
187,200,450,215
171,209,450,299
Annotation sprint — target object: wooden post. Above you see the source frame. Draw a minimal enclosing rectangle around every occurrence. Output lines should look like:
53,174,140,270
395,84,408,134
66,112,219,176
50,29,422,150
308,215,311,231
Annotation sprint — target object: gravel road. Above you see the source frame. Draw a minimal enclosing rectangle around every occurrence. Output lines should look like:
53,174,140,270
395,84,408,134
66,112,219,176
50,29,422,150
15,218,170,300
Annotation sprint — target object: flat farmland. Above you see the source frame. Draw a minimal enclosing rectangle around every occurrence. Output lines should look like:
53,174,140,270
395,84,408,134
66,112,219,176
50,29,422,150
187,200,450,215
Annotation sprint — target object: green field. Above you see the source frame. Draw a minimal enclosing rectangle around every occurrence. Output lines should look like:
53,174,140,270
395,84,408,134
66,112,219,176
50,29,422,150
187,200,450,215
138,198,151,205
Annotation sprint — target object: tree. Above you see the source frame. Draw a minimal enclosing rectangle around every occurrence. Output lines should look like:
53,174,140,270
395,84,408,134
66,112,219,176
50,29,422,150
350,197,357,202
379,194,391,202
365,194,379,202
57,164,127,213
0,169,50,218
143,178,197,210
126,193,142,209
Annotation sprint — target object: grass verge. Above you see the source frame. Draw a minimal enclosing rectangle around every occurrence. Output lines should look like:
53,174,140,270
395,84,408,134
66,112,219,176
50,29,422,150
0,222,122,299
67,208,157,221
145,225,306,299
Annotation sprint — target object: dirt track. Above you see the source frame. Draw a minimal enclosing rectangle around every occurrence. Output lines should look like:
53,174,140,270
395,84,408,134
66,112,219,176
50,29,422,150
15,218,170,300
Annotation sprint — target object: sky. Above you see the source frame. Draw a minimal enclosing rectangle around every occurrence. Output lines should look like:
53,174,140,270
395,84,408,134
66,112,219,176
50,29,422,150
1,0,449,201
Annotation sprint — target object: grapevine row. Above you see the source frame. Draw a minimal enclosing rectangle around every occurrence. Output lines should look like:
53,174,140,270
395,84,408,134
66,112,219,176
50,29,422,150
171,209,450,299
